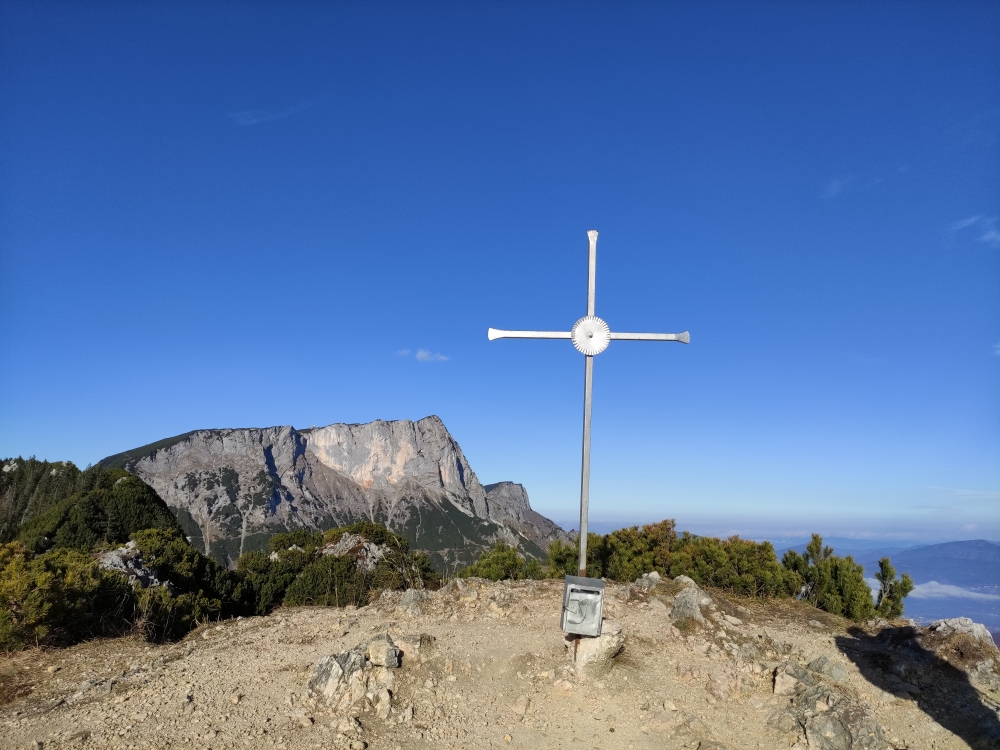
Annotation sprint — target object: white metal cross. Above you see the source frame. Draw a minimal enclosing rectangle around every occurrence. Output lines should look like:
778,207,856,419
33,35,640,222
488,230,690,576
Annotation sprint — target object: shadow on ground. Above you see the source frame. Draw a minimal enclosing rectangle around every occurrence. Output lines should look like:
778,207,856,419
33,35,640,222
836,626,1000,750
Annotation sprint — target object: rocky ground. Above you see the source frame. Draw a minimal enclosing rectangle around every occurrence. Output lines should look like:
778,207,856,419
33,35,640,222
2,575,999,750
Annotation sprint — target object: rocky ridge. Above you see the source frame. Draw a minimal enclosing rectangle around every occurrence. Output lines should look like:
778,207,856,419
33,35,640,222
98,417,567,570
4,574,998,750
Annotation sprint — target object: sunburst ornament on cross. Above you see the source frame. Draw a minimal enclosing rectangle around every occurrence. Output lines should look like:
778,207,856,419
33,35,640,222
488,230,690,636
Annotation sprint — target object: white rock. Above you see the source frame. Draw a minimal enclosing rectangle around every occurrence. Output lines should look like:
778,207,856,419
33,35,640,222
929,617,996,646
366,635,401,667
307,651,365,701
511,695,530,715
566,620,625,675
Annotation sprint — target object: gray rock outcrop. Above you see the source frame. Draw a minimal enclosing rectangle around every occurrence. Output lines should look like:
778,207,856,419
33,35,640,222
770,662,888,750
96,541,169,590
319,533,389,571
99,416,567,569
670,576,714,624
928,617,995,646
307,635,403,717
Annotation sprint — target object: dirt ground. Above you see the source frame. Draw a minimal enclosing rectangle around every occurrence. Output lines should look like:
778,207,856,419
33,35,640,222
2,578,998,750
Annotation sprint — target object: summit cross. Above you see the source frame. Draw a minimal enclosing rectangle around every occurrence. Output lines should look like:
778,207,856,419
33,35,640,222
488,230,690,577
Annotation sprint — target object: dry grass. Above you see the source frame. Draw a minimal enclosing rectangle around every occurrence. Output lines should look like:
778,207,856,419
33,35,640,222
925,631,1000,672
0,652,38,706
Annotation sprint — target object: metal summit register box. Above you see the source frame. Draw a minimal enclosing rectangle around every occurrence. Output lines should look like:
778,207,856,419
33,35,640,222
560,575,605,637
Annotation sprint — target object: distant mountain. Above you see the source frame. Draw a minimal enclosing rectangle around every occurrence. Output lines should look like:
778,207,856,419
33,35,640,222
885,540,1000,588
99,416,567,571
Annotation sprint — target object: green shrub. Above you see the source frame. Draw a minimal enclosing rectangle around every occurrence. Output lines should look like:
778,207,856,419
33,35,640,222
0,458,84,543
668,533,798,598
130,528,252,637
16,472,181,554
268,530,324,555
237,548,313,615
547,533,606,578
547,521,795,599
283,555,362,607
0,542,135,651
239,522,439,613
781,534,887,621
134,584,222,642
874,557,914,619
458,543,546,581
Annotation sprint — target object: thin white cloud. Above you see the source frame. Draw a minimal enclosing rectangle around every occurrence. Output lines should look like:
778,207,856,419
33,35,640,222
396,349,411,357
949,215,1000,248
415,349,448,363
994,342,1000,357
227,97,321,126
981,228,1000,247
822,176,854,199
908,581,1000,601
951,215,983,231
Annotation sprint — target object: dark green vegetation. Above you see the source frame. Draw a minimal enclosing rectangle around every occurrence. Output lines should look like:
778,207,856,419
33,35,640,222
387,500,546,576
0,458,182,551
462,521,911,623
239,523,439,612
0,459,439,652
96,432,197,471
456,543,544,581
545,520,796,598
2,455,912,652
781,534,914,621
873,557,914,619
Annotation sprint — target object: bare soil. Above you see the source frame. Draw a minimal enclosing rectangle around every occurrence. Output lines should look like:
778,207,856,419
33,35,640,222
2,579,997,750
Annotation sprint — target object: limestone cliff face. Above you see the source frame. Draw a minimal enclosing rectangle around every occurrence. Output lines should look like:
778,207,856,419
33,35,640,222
482,482,565,549
100,416,566,570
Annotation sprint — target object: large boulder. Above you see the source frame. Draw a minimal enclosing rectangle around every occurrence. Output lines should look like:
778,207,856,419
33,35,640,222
565,619,625,675
397,588,430,615
366,634,402,667
307,649,366,702
773,662,819,695
928,617,995,647
394,633,435,664
670,576,713,624
633,571,661,592
307,635,403,714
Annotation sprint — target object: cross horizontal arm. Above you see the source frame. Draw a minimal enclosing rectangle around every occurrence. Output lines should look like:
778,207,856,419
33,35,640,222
488,328,572,341
609,331,690,344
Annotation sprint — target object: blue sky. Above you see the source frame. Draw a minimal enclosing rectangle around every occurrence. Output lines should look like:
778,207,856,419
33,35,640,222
1,1,997,543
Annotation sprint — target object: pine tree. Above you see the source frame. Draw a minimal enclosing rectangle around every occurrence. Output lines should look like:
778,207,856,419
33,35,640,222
874,557,914,619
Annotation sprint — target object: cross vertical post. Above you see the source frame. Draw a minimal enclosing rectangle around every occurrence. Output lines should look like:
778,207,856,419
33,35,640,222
578,229,599,576
579,354,594,575
487,229,690,633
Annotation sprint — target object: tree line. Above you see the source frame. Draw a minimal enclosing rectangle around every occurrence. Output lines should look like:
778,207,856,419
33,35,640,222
0,458,913,653
460,519,913,621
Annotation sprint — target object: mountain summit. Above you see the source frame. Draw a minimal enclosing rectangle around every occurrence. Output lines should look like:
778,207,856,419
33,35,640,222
99,416,566,570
